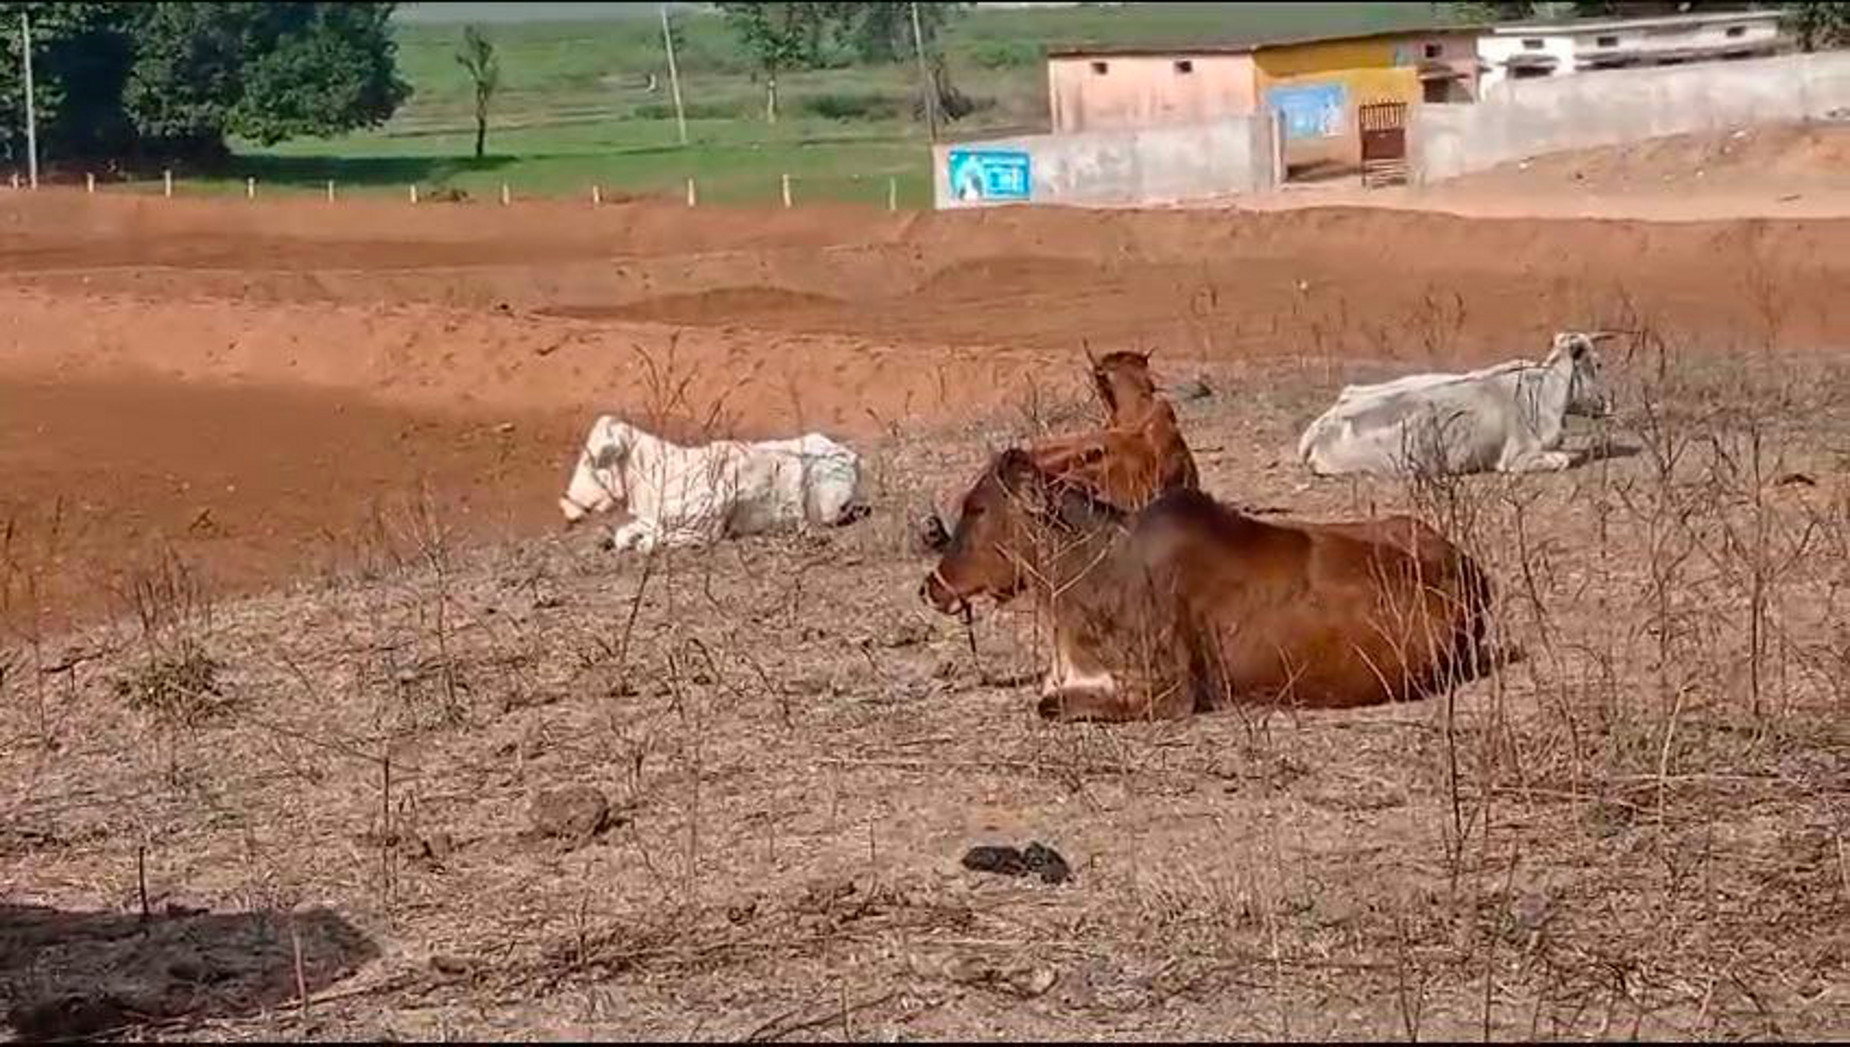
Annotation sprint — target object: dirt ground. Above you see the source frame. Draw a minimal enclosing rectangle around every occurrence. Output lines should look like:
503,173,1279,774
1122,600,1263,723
4,141,1850,1040
1439,119,1850,200
1182,119,1850,221
5,173,1850,630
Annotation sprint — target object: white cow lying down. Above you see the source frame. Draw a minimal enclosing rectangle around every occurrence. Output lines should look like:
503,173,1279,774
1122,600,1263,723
1298,331,1615,478
559,415,870,553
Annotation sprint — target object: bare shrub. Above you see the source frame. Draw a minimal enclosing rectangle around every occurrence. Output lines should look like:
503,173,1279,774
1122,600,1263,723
97,547,228,786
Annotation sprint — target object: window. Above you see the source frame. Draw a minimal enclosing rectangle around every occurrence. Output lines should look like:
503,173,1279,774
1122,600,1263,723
1174,59,1194,74
1423,42,1444,58
1725,25,1747,37
1091,60,1109,75
1522,38,1544,50
1597,35,1618,47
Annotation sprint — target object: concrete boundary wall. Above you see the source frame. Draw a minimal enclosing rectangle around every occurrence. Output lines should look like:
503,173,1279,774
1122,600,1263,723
1415,51,1850,183
933,115,1279,210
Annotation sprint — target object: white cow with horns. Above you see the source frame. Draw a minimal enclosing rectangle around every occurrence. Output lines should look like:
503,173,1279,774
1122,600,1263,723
559,415,870,553
1297,331,1616,478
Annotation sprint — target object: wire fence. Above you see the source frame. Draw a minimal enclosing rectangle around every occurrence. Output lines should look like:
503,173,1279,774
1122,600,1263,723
3,164,938,211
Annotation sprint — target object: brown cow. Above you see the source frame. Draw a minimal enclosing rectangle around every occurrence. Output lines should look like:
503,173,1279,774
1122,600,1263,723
920,448,1493,722
920,349,1198,551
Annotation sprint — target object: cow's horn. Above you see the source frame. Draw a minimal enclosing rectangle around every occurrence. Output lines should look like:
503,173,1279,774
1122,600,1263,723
1082,339,1099,367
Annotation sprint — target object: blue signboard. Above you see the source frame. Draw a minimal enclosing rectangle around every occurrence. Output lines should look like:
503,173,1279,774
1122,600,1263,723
946,148,1032,203
1266,82,1348,141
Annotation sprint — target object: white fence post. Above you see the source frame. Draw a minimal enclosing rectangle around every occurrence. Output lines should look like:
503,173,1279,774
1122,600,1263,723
326,180,335,202
163,169,173,198
409,184,419,204
887,176,898,211
500,182,511,206
86,172,95,194
781,172,792,208
246,176,255,199
685,177,697,207
592,184,602,206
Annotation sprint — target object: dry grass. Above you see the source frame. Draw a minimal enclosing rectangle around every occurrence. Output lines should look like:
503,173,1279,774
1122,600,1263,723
5,296,1850,1041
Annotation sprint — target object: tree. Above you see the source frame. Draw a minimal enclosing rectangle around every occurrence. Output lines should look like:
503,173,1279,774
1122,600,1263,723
714,2,835,123
123,2,409,159
837,2,968,65
455,24,498,159
130,3,408,156
1788,1,1850,49
0,1,409,168
0,2,137,165
824,3,976,126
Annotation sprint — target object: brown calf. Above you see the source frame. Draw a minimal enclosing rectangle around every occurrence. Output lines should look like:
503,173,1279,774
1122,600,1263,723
920,449,1493,722
921,349,1198,551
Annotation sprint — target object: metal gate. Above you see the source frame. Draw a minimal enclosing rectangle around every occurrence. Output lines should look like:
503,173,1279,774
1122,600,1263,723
1358,101,1410,188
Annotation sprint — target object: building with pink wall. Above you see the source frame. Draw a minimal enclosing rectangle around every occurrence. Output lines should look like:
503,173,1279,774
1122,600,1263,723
1047,45,1259,135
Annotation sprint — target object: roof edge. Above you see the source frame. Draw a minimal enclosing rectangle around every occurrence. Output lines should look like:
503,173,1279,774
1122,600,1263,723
1485,9,1782,34
1046,24,1471,60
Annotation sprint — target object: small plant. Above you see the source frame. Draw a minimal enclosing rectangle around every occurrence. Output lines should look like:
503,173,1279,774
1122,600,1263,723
969,39,1041,69
632,99,742,121
111,644,227,727
800,91,904,121
104,549,228,784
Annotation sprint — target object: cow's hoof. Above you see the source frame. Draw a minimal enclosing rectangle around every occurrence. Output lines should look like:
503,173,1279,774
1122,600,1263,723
1036,693,1065,720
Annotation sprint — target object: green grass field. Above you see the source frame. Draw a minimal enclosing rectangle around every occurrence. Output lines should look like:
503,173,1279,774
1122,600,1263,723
183,3,1451,206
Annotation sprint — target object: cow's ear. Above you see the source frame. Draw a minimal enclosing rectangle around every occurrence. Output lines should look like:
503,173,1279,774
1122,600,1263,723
995,447,1036,483
996,449,1049,512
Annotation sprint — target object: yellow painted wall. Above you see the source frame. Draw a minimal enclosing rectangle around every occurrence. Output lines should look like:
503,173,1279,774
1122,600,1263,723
1253,39,1424,175
1254,37,1402,80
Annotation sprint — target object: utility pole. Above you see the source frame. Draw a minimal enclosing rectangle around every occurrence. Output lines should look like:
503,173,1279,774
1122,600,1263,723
909,2,939,143
20,10,39,189
660,4,688,147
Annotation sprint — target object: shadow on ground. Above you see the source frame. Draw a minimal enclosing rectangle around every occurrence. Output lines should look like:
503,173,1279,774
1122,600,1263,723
0,903,378,1040
225,153,519,190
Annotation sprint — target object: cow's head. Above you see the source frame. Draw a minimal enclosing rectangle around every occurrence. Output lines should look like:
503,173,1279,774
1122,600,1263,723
1085,345,1161,420
798,436,873,527
1552,331,1617,418
559,416,633,527
920,448,1054,614
918,511,952,554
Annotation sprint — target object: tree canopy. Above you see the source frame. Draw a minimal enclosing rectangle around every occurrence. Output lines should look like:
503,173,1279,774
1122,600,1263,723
1788,0,1850,49
713,1,973,123
0,1,408,167
713,2,834,122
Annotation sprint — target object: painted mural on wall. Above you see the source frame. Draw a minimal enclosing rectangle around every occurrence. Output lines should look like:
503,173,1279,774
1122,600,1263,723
947,149,1032,203
1265,82,1348,140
